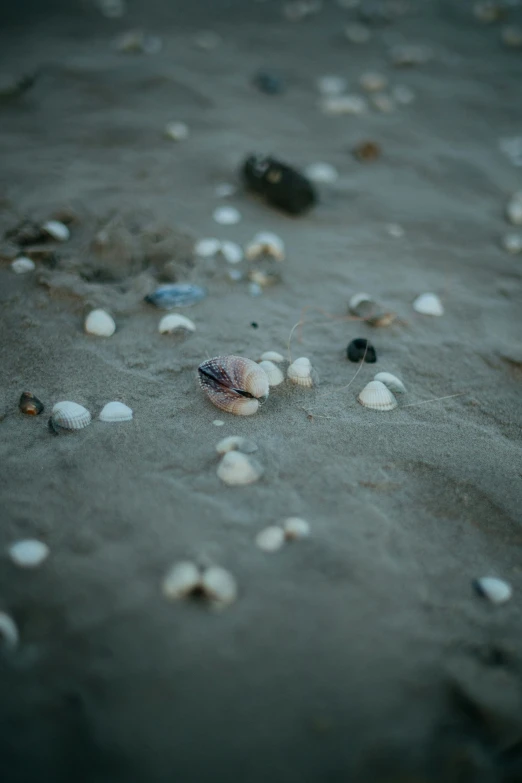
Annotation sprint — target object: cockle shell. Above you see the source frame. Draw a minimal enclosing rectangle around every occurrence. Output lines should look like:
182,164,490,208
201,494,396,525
357,380,398,411
260,351,285,363
164,121,189,141
258,360,285,387
84,309,116,337
198,356,269,416
11,256,35,274
506,192,522,225
215,436,258,455
374,372,406,393
8,539,49,568
245,232,285,261
255,526,285,552
200,566,238,607
0,612,19,651
99,401,133,422
413,292,444,316
219,240,243,264
50,401,91,430
283,517,311,539
42,220,70,241
19,391,44,415
162,561,201,600
473,576,512,605
217,451,264,486
158,314,196,334
287,356,316,387
212,206,241,225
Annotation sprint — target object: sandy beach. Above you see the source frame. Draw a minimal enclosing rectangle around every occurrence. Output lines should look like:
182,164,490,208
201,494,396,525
1,1,522,781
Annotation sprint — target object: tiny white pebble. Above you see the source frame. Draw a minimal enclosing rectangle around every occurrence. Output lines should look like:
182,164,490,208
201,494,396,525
474,576,513,605
0,612,19,651
213,206,241,225
321,94,367,116
11,256,35,274
255,526,285,552
164,121,189,141
8,539,50,568
84,309,116,337
213,419,225,426
43,220,70,242
220,240,243,264
283,517,311,540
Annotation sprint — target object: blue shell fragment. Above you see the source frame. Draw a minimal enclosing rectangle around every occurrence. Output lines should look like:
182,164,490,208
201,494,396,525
144,283,207,309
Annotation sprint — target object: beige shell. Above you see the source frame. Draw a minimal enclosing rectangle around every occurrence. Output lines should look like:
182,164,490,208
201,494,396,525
198,356,269,415
258,360,285,387
200,566,238,607
287,356,316,387
255,526,285,553
158,314,196,334
216,451,264,486
245,232,285,262
162,561,201,599
259,351,285,363
51,401,92,430
357,380,398,411
84,309,116,337
215,436,258,455
283,517,311,540
373,372,406,393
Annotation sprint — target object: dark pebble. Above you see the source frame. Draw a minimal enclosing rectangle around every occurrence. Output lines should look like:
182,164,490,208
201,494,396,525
347,338,377,363
242,154,317,216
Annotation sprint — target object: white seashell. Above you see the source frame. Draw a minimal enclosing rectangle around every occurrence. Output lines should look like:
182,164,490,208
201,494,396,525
260,351,285,363
345,23,371,44
474,577,513,605
213,206,241,225
213,419,224,426
360,71,388,92
255,526,285,552
43,220,70,241
506,192,522,225
287,356,316,387
11,256,35,274
357,380,398,411
502,25,522,49
215,436,258,455
413,292,444,316
215,182,236,198
0,612,19,651
392,84,415,104
258,360,285,387
371,93,395,113
386,223,405,238
200,566,238,606
374,372,406,394
99,401,133,422
283,517,310,539
162,561,201,599
321,94,367,116
8,539,50,568
51,401,91,430
164,121,189,141
245,232,285,262
84,309,116,337
217,451,263,486
220,240,243,264
348,292,374,313
304,162,339,184
194,237,221,258
501,232,522,254
317,74,347,96
158,314,196,334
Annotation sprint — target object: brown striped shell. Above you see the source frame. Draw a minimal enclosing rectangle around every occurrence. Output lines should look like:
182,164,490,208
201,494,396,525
198,356,269,416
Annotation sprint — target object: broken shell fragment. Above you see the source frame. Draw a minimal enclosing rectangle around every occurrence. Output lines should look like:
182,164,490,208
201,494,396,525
200,566,238,607
374,372,406,393
506,192,522,226
217,451,264,486
42,220,70,242
0,612,19,651
198,356,269,416
347,338,377,363
304,162,339,184
473,577,512,605
212,206,241,225
215,436,258,455
11,256,35,274
283,517,311,539
162,561,202,600
19,392,44,416
245,232,285,261
158,314,196,334
84,309,116,337
164,121,189,141
357,380,398,411
258,360,285,387
413,292,444,316
8,539,49,568
50,401,91,431
260,351,285,363
99,401,133,422
255,526,285,552
287,356,316,387
145,283,207,309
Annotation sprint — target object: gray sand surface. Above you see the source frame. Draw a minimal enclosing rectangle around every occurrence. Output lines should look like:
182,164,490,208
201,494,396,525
1,1,522,781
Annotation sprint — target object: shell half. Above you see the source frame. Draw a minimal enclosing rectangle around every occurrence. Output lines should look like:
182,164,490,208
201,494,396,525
259,351,285,363
51,401,91,430
158,314,196,334
19,392,44,416
258,360,285,387
473,577,512,605
217,451,264,486
200,566,238,607
357,380,398,411
287,356,316,387
373,372,406,393
413,293,444,316
198,355,269,415
84,309,116,337
99,401,133,422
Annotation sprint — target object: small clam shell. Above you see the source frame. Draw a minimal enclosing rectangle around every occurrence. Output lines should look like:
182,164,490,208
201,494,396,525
11,256,35,274
506,192,522,225
42,220,70,241
162,561,201,600
158,314,196,334
287,356,316,387
200,566,238,606
283,517,310,540
164,121,189,141
84,309,116,337
145,283,206,309
473,577,512,605
304,162,339,184
19,391,44,416
213,206,241,225
413,292,444,316
194,237,221,257
220,240,243,264
198,355,269,416
215,436,258,455
357,380,398,411
255,526,285,552
259,351,285,363
258,360,285,387
217,451,264,486
8,539,49,568
374,372,406,393
99,401,133,422
51,401,91,430
0,612,19,651
245,232,285,261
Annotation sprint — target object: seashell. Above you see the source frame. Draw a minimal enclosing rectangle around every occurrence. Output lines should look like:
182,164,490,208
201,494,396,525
214,182,236,198
245,232,285,262
353,140,381,161
50,401,91,431
348,292,374,316
11,256,35,274
158,314,196,334
164,121,189,141
42,220,70,242
392,84,415,104
19,392,44,416
8,539,49,568
357,380,398,411
473,576,512,605
371,93,395,113
360,71,388,92
345,23,371,43
506,192,522,225
347,338,377,363
287,356,316,387
413,292,444,316
98,0,127,19
217,451,264,486
501,232,522,254
0,612,19,651
283,517,310,540
242,155,316,216
200,566,238,607
145,283,207,309
219,240,243,264
84,309,116,337
255,526,285,552
198,356,269,416
99,401,133,422
390,44,432,67
374,372,406,393
213,419,225,426
212,206,241,225
257,360,285,387
317,74,347,96
260,351,285,363
194,237,221,257
304,162,339,184
502,25,522,49
321,94,367,116
386,222,405,238
162,561,202,600
215,436,258,455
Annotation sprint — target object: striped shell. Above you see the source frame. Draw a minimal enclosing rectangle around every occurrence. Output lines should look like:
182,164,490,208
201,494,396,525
287,356,315,387
51,401,91,430
198,355,269,415
258,360,285,387
373,372,406,393
99,401,133,422
357,381,398,411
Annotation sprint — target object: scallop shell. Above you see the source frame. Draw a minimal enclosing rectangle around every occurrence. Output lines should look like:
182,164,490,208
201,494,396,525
11,256,35,274
258,360,285,387
0,612,19,651
283,517,310,540
357,380,398,411
19,391,44,416
215,436,258,455
198,356,269,416
506,192,522,225
8,539,49,568
212,206,241,225
413,293,444,316
164,121,189,141
42,220,70,241
200,566,238,607
473,577,512,605
162,561,201,600
287,356,316,387
99,401,133,422
245,232,285,262
216,451,264,486
373,372,406,393
158,314,196,334
255,526,285,552
259,351,285,363
84,309,116,337
51,401,91,430
304,162,339,184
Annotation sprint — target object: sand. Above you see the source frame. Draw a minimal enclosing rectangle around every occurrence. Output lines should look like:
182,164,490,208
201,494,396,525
1,1,522,781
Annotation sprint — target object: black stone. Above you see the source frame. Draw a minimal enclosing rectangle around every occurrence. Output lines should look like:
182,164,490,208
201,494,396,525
242,154,317,216
347,338,377,363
